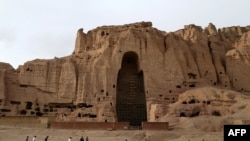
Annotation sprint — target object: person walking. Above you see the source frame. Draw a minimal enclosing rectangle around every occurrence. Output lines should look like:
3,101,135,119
26,136,29,141
32,136,36,141
79,136,84,141
45,136,49,141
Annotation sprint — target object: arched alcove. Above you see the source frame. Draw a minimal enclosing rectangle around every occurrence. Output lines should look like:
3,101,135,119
116,51,147,126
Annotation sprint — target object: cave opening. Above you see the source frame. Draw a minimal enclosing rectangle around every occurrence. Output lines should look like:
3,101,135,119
116,51,147,126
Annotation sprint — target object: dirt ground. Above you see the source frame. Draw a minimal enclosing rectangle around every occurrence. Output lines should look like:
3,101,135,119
0,125,222,141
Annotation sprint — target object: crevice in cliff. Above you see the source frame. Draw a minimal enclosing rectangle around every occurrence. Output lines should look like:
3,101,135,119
71,60,79,103
145,39,147,49
55,62,62,94
220,55,226,73
207,39,219,83
31,85,55,96
45,62,49,89
193,52,202,78
139,38,142,49
164,39,167,52
16,81,55,96
207,40,215,65
139,38,143,59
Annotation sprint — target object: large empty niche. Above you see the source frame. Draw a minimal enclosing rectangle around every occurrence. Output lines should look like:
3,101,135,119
116,51,147,126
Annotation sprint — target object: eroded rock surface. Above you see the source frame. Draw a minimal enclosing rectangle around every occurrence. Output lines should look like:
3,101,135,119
160,87,250,132
1,22,250,124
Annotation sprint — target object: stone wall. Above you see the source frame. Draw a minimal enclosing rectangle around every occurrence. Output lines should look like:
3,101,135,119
141,122,169,130
50,122,130,130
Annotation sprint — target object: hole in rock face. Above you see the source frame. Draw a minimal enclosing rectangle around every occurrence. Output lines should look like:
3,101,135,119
116,51,147,126
26,68,32,72
35,107,40,112
187,73,197,79
77,113,81,117
101,31,105,36
89,114,97,118
25,102,33,110
212,110,221,116
20,110,27,115
189,84,196,87
36,112,43,116
20,84,28,88
190,111,200,117
180,112,186,117
10,101,21,105
1,109,11,112
182,101,187,104
189,99,196,104
176,85,181,88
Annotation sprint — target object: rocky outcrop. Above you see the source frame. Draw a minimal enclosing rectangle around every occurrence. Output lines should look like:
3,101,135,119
0,22,250,123
226,30,250,91
165,87,238,118
0,63,14,100
159,87,250,132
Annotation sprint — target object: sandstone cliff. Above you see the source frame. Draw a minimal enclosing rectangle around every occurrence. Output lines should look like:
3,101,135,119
0,22,250,124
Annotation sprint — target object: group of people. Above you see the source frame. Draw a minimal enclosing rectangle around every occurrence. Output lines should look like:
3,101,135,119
26,136,49,141
25,135,88,141
68,136,88,141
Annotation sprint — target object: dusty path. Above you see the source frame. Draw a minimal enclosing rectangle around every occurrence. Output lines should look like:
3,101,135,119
0,126,222,141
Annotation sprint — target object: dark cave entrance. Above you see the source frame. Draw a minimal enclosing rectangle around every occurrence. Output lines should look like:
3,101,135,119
116,51,147,126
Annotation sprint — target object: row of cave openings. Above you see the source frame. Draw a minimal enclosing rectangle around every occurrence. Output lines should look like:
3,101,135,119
178,98,221,117
0,100,97,118
179,110,221,117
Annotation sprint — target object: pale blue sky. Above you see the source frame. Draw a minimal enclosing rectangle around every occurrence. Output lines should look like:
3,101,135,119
0,0,250,68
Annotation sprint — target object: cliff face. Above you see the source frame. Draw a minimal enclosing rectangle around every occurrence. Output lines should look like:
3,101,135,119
0,22,250,123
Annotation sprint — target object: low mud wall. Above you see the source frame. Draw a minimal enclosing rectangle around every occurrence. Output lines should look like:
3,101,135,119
141,122,169,130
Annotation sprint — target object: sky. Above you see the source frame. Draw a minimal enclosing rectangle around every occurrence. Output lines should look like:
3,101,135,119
0,0,250,68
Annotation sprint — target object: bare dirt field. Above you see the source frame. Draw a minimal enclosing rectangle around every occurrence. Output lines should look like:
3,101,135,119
0,125,222,141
